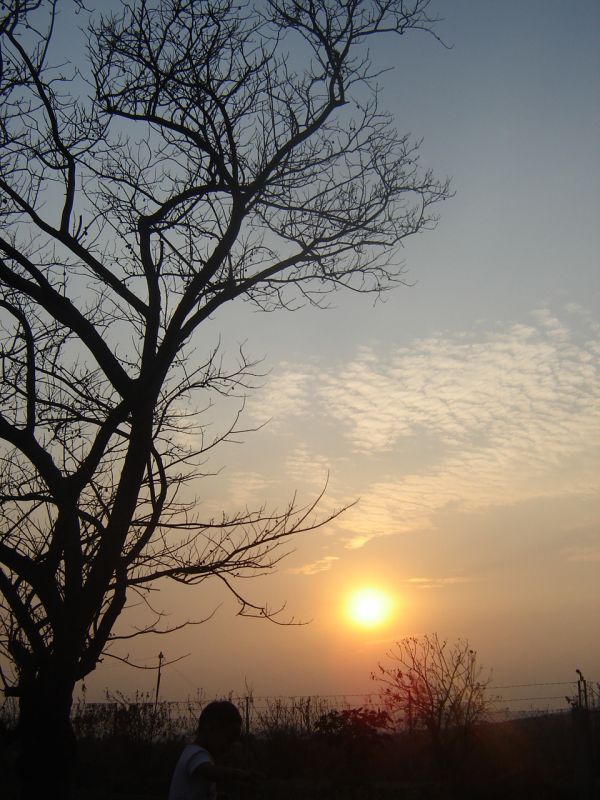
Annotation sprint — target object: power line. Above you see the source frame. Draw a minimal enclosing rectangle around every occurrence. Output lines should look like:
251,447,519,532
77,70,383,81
78,677,595,706
489,681,577,690
491,695,572,703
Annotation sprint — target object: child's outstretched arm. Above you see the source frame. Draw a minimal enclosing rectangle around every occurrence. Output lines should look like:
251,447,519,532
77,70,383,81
193,762,258,784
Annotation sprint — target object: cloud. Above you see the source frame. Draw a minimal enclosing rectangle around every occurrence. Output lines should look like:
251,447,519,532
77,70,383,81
564,547,600,563
288,555,340,575
561,531,600,563
247,307,600,547
318,315,600,461
530,308,570,339
225,470,273,509
284,444,331,488
246,362,317,429
564,302,585,315
406,576,479,590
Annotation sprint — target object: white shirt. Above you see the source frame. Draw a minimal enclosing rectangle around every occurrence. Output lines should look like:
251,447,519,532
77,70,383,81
168,744,217,800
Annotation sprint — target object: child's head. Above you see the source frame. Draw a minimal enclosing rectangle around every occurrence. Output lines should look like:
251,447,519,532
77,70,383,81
195,700,242,755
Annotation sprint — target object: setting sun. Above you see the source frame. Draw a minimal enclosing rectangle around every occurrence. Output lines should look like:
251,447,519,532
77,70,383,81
347,587,393,628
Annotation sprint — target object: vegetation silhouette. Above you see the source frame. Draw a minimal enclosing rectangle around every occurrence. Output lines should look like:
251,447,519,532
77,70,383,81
2,684,596,799
372,634,493,769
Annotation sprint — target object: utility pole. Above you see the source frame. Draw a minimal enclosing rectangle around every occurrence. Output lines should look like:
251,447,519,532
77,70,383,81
155,652,165,712
150,652,165,743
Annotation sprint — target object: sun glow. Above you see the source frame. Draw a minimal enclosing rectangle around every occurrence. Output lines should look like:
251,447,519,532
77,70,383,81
347,587,393,628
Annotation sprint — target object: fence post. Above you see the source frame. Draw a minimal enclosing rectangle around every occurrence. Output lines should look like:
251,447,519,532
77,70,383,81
573,670,595,799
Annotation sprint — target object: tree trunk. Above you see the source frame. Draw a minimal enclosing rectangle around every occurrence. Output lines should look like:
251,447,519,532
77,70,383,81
14,667,77,800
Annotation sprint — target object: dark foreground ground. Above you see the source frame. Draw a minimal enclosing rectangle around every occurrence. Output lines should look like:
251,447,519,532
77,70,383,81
2,708,599,799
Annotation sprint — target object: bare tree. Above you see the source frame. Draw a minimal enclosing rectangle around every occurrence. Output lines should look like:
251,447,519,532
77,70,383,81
373,634,492,765
0,0,450,795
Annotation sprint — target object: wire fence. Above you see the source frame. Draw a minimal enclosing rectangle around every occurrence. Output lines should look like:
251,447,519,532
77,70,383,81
2,675,597,739
66,674,598,738
172,677,599,720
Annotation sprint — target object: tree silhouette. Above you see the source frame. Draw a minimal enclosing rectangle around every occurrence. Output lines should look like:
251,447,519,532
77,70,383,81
373,634,492,767
0,0,450,795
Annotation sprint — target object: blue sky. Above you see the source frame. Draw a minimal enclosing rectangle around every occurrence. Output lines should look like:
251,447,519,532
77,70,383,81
72,0,600,704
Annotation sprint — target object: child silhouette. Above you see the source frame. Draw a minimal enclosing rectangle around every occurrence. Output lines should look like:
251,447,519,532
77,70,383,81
169,700,255,800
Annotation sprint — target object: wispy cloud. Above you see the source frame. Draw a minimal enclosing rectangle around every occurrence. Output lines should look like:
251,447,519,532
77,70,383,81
563,547,600,563
288,555,340,575
561,529,600,563
246,362,317,429
321,311,599,544
406,576,479,590
284,444,331,488
245,308,600,548
318,314,600,460
225,470,273,509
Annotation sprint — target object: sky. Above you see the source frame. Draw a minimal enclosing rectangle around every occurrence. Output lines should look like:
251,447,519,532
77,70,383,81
64,0,600,709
